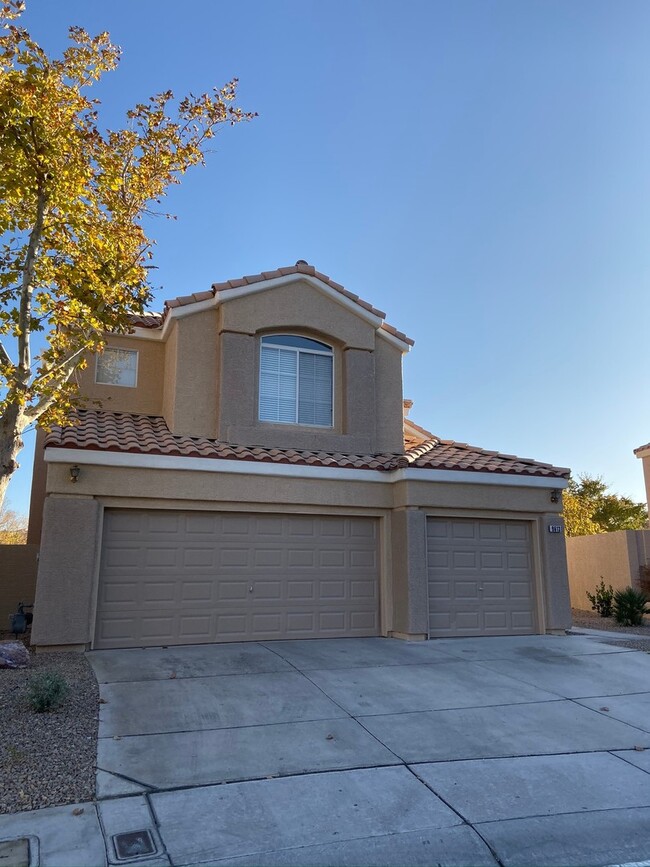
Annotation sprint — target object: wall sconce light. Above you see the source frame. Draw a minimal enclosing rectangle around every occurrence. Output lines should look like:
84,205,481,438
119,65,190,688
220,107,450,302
69,465,80,484
550,489,560,503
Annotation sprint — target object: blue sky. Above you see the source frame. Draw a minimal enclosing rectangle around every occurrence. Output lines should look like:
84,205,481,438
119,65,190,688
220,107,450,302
6,0,650,517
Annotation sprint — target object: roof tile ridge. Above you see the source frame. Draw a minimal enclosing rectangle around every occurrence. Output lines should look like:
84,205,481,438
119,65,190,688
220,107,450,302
389,437,439,469
404,417,436,439
130,264,413,345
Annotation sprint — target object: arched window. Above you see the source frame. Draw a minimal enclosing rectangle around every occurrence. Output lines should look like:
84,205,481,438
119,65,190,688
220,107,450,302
259,335,333,427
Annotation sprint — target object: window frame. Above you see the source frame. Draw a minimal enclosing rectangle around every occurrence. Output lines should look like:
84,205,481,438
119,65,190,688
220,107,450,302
258,334,334,428
95,347,139,389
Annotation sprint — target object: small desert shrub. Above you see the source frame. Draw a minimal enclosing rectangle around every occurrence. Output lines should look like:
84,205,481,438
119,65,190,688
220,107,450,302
586,579,615,618
27,672,69,713
612,587,650,627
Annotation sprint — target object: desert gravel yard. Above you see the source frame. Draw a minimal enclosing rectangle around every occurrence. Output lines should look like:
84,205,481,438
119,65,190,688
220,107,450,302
0,649,98,814
572,607,650,652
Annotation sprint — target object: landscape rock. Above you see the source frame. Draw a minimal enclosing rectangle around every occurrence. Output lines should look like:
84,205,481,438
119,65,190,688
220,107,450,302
0,641,30,669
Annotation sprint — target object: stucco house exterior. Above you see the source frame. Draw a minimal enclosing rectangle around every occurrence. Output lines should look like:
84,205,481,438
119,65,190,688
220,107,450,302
634,441,650,515
28,262,571,650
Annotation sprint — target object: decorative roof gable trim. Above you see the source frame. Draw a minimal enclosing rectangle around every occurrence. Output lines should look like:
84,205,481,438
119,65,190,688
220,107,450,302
124,265,414,351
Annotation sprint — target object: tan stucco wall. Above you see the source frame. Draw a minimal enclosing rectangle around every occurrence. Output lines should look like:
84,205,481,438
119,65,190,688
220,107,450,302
77,334,165,416
219,279,377,350
0,544,39,625
167,310,219,437
390,507,428,638
27,428,47,545
162,319,178,431
393,479,561,514
374,339,404,453
31,496,101,647
640,455,650,516
539,514,571,631
44,463,394,510
566,529,650,608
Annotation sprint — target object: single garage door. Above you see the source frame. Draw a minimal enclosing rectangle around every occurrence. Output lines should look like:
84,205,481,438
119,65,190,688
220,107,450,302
426,517,536,637
95,509,380,649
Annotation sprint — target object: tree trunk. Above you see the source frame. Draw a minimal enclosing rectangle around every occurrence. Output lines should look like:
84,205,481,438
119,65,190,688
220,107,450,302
0,404,26,513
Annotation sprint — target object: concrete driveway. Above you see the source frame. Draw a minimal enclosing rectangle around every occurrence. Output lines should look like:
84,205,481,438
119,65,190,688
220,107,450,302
75,633,650,866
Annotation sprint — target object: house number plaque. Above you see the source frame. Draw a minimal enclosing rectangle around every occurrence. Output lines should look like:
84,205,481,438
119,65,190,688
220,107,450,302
548,525,562,533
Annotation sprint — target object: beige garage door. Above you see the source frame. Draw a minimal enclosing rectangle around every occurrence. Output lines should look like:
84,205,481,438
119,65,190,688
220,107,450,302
427,517,536,637
95,510,380,649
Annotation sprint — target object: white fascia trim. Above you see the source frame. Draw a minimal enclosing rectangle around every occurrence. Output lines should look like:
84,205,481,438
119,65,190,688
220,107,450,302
124,274,413,352
377,328,412,353
215,275,384,329
399,468,568,489
45,447,568,489
129,326,165,341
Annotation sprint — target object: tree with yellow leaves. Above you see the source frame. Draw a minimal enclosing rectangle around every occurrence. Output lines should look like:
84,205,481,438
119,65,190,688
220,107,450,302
0,1,255,508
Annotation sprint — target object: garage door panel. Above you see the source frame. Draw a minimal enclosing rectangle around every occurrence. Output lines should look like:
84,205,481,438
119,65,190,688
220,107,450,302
512,611,535,629
506,523,528,541
181,581,213,603
288,549,315,567
255,549,283,567
320,550,345,567
482,582,506,599
321,518,345,536
427,517,536,638
96,510,379,648
182,548,214,567
184,513,216,534
478,522,502,540
480,552,503,569
451,522,476,539
430,612,452,631
255,516,284,535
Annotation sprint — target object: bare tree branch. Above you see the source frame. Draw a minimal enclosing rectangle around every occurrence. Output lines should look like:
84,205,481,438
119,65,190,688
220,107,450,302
0,340,13,368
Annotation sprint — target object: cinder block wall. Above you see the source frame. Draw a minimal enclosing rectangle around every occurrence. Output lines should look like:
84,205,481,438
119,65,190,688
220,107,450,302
0,545,39,627
566,529,650,609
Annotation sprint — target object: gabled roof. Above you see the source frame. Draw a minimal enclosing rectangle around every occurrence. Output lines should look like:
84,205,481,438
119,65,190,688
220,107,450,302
46,409,570,479
130,261,415,347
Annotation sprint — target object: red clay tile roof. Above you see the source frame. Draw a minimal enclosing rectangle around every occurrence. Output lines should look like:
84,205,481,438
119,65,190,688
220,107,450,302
634,442,650,455
130,262,415,346
46,410,569,479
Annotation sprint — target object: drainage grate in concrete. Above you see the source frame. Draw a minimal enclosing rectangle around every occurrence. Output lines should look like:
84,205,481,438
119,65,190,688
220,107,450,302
0,837,33,867
112,830,157,861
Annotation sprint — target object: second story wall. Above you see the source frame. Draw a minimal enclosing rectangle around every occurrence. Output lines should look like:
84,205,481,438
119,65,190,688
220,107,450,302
213,278,404,454
163,309,219,438
77,333,165,417
77,276,407,455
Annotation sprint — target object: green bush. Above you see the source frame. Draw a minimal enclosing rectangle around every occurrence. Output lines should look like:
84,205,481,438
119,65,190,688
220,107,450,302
612,587,650,627
27,672,69,713
586,579,615,618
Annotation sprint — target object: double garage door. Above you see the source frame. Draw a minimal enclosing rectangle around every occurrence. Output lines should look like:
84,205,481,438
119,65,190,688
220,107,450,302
95,510,380,649
427,517,536,637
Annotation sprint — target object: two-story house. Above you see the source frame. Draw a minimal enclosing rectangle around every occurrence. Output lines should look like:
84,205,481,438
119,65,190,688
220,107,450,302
28,262,571,650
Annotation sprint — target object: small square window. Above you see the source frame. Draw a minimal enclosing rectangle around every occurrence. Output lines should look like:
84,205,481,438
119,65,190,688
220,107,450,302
96,348,138,387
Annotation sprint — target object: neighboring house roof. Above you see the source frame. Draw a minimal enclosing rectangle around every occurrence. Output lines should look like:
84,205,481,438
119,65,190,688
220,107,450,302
45,409,570,479
634,442,650,456
128,261,415,347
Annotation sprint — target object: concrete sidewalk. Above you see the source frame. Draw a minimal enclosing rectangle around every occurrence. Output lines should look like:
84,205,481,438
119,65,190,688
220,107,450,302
2,632,650,865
